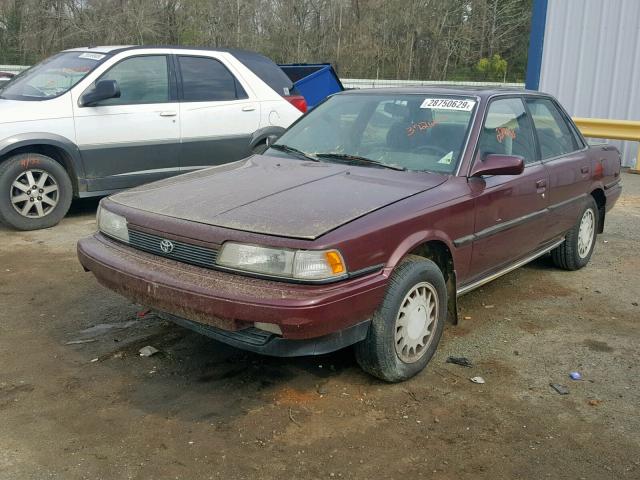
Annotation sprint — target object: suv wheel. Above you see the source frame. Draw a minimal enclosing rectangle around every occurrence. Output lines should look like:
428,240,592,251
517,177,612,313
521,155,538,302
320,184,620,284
551,196,598,270
0,153,73,230
355,255,447,382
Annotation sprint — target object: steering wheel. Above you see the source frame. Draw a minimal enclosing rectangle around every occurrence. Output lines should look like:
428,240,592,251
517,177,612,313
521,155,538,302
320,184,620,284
413,145,450,158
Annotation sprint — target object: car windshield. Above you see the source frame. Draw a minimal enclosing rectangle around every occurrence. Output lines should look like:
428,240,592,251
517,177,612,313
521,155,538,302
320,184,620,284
270,93,477,173
0,51,108,101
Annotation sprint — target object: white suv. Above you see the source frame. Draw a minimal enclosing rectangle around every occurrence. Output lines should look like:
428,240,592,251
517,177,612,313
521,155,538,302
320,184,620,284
0,46,305,230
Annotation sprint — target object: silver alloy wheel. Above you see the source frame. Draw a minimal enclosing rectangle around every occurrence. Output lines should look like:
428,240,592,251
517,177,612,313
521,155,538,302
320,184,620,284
10,169,59,218
577,208,595,259
394,281,439,363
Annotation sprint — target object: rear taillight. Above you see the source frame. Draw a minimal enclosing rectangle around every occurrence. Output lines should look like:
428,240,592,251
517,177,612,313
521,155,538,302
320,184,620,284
284,95,307,113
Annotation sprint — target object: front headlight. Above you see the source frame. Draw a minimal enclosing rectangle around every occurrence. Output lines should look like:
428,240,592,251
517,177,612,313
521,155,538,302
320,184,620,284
97,205,129,243
217,242,347,281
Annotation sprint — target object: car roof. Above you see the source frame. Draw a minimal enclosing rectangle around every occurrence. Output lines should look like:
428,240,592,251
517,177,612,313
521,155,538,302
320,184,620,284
339,86,544,99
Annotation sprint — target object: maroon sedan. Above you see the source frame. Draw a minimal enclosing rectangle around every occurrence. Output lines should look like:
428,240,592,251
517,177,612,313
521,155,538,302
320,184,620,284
78,88,622,382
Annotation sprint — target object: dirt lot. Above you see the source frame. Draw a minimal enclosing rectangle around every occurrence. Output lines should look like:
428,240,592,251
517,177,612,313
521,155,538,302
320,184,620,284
1,173,639,480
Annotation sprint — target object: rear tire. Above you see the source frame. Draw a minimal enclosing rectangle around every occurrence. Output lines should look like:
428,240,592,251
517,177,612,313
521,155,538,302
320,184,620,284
551,197,598,271
355,255,447,382
0,153,73,230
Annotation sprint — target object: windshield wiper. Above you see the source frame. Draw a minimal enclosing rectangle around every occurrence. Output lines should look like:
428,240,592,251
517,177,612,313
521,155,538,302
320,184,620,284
269,144,320,162
315,153,406,171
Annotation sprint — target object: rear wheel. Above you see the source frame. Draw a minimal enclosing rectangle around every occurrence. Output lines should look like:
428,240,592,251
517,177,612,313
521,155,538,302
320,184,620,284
551,197,598,270
0,153,73,230
355,255,447,382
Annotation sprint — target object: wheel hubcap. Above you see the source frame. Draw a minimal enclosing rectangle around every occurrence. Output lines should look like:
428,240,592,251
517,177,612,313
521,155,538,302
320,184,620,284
10,169,59,218
395,281,439,363
577,208,595,259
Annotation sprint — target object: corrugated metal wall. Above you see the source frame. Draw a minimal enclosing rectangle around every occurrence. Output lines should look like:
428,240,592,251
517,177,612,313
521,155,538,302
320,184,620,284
539,0,640,166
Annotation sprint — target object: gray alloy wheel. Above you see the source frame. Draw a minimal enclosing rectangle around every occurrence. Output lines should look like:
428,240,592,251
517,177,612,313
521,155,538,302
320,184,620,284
355,255,447,382
10,169,59,218
551,196,599,271
0,153,73,230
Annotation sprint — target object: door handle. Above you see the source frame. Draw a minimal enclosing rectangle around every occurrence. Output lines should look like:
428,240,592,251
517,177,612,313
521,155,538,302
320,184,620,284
241,105,256,112
159,111,177,117
581,166,590,174
536,179,547,189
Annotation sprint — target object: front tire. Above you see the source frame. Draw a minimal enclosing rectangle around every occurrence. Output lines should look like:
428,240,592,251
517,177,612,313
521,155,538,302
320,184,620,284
0,153,73,230
355,255,447,382
551,197,598,271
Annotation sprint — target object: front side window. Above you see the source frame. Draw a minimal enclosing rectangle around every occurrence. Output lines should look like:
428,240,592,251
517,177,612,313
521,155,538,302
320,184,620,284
526,98,580,159
478,97,538,164
270,94,477,173
0,51,107,101
178,56,246,102
95,55,169,106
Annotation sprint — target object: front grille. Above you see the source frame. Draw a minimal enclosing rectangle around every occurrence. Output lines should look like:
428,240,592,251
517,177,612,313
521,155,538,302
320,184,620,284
128,229,218,269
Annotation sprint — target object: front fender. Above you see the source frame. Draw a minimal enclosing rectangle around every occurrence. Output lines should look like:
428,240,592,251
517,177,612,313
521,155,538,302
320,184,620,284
0,132,85,181
385,229,457,271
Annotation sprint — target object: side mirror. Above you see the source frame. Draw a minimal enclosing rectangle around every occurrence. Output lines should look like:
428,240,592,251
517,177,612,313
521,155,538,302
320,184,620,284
470,154,524,177
79,80,120,107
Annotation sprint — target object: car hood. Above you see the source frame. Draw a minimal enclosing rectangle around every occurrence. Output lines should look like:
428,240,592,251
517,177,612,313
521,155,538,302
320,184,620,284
0,95,73,124
110,155,448,240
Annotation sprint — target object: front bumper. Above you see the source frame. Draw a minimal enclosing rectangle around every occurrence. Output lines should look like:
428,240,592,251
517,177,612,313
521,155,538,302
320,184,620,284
77,233,387,343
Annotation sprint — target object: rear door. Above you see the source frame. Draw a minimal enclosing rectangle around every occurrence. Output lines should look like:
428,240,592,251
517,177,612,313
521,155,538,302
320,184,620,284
525,97,592,238
467,97,550,280
177,55,260,170
73,54,181,191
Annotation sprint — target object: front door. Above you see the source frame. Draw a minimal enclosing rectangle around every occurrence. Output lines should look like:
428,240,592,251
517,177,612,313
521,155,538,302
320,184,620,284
176,55,260,170
73,54,181,191
467,97,550,281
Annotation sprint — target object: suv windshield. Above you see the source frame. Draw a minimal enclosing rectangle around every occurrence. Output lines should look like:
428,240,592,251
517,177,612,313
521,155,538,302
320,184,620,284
0,51,108,101
270,93,477,173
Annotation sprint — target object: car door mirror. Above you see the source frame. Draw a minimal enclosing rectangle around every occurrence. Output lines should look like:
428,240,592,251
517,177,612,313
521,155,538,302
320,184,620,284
79,80,121,107
471,154,525,177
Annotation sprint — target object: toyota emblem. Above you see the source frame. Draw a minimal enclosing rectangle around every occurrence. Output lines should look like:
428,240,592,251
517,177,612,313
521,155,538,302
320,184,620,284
159,239,175,254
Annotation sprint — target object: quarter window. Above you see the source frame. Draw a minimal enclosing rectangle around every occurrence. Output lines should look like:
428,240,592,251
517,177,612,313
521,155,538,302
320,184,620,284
178,56,247,101
96,55,169,106
526,98,579,159
478,98,538,164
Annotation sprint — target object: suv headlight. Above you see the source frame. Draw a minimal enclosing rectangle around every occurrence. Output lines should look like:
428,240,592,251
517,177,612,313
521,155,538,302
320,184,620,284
217,242,347,281
97,205,129,243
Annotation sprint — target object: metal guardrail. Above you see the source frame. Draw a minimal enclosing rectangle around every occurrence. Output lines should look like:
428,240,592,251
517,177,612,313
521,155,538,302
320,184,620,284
0,65,29,74
341,78,524,89
573,117,640,173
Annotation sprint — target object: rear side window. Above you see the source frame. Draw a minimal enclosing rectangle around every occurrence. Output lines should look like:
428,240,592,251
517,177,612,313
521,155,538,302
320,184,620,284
526,98,580,159
97,55,169,105
178,56,247,102
478,97,538,164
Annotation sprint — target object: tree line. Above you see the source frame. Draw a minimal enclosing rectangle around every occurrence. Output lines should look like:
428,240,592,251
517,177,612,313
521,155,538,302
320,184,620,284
0,0,532,82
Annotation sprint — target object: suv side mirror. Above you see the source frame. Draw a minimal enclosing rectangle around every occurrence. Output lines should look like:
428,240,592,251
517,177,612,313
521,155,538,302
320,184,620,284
79,80,120,107
471,154,525,177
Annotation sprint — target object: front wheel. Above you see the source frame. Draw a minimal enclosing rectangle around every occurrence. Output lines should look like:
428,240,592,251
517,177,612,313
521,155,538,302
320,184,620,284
551,197,598,270
0,153,73,230
355,255,447,382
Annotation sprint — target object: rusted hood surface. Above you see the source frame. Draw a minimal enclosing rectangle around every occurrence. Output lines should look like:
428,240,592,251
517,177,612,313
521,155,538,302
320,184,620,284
110,155,447,239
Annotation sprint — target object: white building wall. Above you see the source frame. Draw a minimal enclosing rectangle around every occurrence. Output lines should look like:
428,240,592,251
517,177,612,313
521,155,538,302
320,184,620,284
539,0,640,167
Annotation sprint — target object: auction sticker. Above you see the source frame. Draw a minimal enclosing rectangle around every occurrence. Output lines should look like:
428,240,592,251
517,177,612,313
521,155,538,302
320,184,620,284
420,98,475,111
79,52,105,61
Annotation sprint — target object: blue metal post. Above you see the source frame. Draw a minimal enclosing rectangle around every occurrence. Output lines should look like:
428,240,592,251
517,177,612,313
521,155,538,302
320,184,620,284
525,0,549,90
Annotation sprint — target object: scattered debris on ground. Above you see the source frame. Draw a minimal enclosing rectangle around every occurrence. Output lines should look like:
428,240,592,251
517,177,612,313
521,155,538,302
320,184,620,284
446,356,473,367
139,346,160,357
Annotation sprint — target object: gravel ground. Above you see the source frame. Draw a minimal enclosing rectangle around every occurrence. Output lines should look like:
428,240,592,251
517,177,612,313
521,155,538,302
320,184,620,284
0,172,638,480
